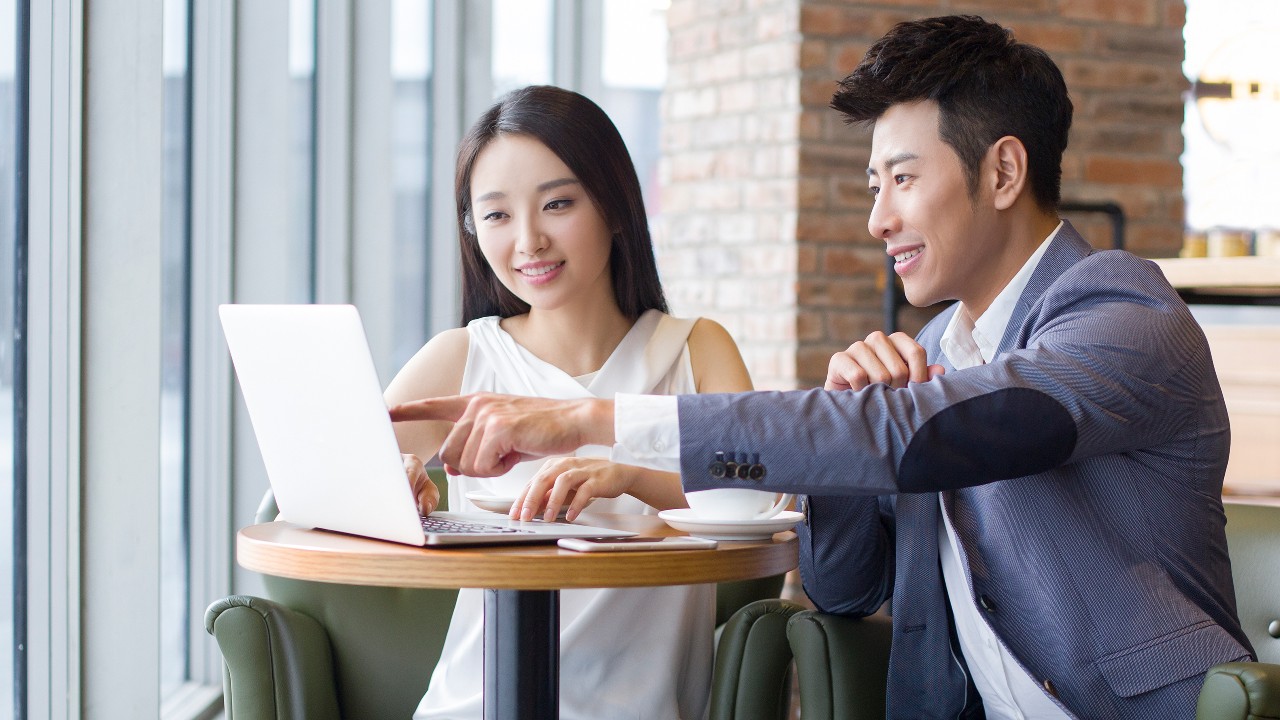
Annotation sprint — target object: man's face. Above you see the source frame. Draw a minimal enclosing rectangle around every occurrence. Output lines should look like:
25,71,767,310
867,101,1003,312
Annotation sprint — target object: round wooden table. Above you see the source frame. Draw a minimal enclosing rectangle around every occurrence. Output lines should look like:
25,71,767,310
238,512,798,720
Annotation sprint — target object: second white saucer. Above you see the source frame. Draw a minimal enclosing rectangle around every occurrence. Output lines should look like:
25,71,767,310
464,491,579,519
463,491,519,514
657,509,803,541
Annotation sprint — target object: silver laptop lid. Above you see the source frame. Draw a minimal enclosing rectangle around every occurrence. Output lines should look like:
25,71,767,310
220,304,430,545
219,304,635,546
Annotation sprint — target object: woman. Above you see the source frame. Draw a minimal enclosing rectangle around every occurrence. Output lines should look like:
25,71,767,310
385,86,752,720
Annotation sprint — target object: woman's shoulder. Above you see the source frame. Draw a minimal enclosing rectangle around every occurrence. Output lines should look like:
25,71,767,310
683,316,742,360
682,316,753,393
686,316,733,344
430,326,472,354
383,327,471,404
464,315,503,333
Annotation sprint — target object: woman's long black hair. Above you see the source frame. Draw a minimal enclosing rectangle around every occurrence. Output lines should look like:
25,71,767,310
454,85,668,324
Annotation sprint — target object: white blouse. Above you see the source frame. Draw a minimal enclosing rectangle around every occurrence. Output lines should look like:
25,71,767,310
415,309,716,720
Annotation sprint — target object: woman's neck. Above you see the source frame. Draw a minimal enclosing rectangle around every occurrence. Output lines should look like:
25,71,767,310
501,299,635,377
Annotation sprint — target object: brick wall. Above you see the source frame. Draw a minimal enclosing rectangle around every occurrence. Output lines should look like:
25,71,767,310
660,0,1188,389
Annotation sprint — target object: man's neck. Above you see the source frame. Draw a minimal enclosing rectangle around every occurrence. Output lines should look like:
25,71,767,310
964,212,1061,321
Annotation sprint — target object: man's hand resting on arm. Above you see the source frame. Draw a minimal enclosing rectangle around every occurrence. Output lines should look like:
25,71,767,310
388,393,615,478
827,330,945,391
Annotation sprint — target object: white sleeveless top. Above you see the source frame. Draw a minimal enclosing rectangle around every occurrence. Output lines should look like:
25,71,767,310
415,309,715,720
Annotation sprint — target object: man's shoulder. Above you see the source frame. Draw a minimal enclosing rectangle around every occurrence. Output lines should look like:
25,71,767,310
1047,249,1177,306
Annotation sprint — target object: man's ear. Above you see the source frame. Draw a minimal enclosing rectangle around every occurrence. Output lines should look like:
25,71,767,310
988,135,1029,211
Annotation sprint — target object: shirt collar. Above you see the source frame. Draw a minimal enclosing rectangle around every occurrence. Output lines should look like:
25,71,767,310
940,221,1062,369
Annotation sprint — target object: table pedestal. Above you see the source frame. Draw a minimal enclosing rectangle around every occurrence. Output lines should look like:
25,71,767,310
484,589,559,720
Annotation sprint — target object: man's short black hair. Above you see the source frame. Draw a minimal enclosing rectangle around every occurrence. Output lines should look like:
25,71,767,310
832,15,1072,211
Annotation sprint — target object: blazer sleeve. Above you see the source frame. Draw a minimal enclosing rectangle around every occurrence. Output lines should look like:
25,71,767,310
677,253,1210,497
797,493,896,616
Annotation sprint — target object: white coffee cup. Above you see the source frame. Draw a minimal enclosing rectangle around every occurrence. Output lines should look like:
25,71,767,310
684,488,794,521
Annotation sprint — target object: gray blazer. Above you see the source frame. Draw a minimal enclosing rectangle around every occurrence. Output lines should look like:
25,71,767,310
677,222,1253,719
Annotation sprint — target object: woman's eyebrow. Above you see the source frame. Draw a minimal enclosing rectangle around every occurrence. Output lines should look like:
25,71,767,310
475,178,580,203
537,177,580,193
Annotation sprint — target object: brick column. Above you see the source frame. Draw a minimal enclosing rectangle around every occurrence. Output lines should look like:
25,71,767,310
660,0,1187,390
658,1,804,390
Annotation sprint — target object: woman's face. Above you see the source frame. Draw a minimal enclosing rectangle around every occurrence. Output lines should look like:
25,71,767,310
468,134,615,313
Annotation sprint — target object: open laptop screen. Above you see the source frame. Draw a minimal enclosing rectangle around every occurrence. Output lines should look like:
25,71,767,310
219,304,634,546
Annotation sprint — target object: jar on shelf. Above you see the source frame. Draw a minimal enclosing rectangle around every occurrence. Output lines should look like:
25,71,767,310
1180,230,1208,258
1207,228,1252,257
1255,229,1280,258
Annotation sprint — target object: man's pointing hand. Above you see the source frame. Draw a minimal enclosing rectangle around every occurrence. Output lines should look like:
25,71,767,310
389,393,615,477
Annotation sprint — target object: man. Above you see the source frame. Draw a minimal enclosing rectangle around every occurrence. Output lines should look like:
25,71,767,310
393,16,1252,718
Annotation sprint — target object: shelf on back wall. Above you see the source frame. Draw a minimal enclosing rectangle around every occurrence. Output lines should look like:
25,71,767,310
1150,259,1280,498
1151,256,1280,301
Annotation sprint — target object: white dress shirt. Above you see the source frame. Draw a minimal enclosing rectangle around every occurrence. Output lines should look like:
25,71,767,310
612,223,1074,718
935,224,1071,720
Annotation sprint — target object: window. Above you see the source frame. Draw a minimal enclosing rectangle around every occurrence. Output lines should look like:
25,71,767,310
491,0,552,97
1,0,23,715
1183,0,1280,232
596,0,667,216
290,0,317,301
1,1,26,718
390,0,433,371
6,1,674,715
160,0,192,703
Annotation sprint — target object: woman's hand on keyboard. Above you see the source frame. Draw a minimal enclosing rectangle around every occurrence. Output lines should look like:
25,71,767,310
512,457,638,523
403,453,440,516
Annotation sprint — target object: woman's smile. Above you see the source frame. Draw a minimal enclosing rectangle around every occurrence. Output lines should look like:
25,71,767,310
517,260,566,285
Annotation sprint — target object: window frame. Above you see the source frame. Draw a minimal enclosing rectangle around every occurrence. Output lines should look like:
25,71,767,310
24,0,83,717
18,1,638,716
171,0,237,714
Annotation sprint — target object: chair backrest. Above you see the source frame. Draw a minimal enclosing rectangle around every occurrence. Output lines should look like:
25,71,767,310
1223,502,1280,664
254,469,456,718
251,469,786,715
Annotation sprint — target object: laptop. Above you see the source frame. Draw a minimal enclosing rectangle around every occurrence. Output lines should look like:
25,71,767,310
218,303,637,547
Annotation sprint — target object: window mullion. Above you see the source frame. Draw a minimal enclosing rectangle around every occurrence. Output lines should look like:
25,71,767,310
185,0,236,693
24,0,83,717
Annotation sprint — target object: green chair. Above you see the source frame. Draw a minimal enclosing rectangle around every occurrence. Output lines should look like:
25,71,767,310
205,469,794,719
1196,502,1280,719
737,500,1280,719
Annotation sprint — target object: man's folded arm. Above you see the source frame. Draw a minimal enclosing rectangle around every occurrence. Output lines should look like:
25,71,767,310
798,493,895,617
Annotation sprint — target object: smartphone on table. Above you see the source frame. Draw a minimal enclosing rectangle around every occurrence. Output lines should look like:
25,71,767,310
557,536,717,552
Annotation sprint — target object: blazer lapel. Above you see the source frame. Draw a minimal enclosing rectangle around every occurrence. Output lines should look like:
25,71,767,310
998,220,1095,355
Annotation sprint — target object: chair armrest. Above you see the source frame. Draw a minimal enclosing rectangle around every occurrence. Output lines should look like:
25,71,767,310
716,574,786,627
205,595,342,720
786,610,893,720
1197,662,1280,720
708,599,805,720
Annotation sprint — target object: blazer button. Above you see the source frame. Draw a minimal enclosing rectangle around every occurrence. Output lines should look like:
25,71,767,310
724,459,739,479
709,452,726,479
1042,679,1058,698
747,453,765,481
978,595,996,613
735,463,751,480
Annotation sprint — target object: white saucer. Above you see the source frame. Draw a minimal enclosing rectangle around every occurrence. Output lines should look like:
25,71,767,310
657,509,803,541
464,491,579,519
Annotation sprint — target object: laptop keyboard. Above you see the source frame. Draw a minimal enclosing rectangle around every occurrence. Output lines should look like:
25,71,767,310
421,515,525,535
